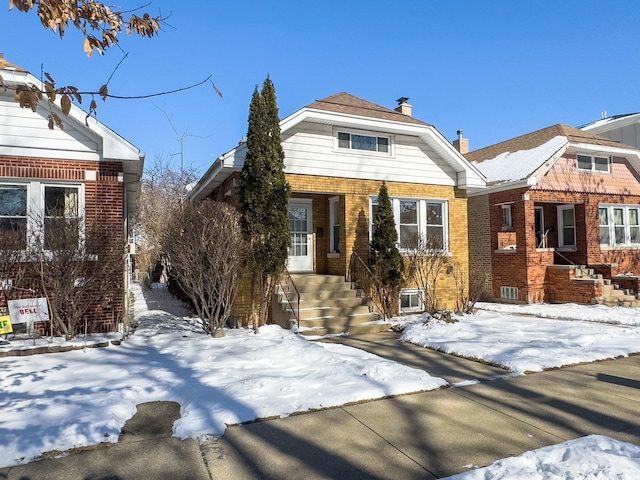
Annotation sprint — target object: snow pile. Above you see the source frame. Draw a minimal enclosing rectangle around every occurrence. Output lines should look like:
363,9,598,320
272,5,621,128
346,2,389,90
476,301,640,326
400,310,640,373
445,435,640,479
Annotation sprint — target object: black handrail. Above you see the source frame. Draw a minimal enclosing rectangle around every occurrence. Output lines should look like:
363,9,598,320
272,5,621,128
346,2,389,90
280,269,300,328
348,251,391,318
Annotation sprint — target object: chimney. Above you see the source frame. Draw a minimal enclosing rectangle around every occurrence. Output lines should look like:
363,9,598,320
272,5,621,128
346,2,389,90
395,97,412,117
452,129,469,154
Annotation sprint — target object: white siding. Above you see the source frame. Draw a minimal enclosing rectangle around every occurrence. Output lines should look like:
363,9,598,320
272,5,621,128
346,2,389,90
281,121,457,185
0,92,101,160
596,123,640,150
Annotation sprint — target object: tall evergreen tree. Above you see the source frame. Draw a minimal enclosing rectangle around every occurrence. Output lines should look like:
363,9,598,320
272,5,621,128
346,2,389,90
370,182,404,317
239,76,291,327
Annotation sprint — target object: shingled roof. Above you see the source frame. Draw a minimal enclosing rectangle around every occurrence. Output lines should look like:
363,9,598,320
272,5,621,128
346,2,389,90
306,92,431,127
466,124,629,164
0,54,25,72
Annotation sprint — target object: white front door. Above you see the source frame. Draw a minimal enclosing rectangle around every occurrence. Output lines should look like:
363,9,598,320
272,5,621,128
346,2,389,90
288,200,313,272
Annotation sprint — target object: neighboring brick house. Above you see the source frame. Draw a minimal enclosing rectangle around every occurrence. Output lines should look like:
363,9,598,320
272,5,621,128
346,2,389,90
466,123,640,305
188,93,485,324
0,55,144,333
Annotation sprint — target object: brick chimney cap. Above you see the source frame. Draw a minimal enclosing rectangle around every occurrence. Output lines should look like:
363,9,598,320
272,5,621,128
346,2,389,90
396,97,410,105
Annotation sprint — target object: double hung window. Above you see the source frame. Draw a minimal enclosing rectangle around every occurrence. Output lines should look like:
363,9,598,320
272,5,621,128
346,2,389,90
370,196,448,251
577,154,609,172
0,182,83,252
0,185,28,249
599,204,640,247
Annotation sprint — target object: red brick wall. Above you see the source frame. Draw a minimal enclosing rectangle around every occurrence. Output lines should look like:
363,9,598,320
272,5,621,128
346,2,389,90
545,266,602,303
0,155,125,334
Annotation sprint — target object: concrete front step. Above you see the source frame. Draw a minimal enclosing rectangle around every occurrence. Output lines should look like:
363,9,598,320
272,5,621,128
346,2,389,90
299,312,381,328
297,305,372,320
290,274,349,287
297,297,365,309
284,273,382,335
298,322,391,336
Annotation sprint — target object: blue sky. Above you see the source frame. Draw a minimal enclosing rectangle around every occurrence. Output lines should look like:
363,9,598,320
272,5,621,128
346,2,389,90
3,1,640,175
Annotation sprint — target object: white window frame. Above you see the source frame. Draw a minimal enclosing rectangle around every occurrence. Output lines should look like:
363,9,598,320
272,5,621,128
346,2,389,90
0,182,29,249
399,288,424,313
369,196,449,252
557,205,576,249
329,196,340,254
598,204,640,247
501,204,512,229
576,154,610,173
0,180,85,254
335,128,393,156
500,286,518,300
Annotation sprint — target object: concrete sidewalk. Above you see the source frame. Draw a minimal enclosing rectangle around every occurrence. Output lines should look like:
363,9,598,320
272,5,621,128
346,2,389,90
2,339,640,479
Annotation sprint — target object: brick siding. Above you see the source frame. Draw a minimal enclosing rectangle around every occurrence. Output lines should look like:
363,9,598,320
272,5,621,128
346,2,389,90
0,155,126,334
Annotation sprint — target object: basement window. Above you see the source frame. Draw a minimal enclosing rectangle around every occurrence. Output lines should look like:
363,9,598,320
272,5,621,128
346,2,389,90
500,286,518,300
399,289,424,313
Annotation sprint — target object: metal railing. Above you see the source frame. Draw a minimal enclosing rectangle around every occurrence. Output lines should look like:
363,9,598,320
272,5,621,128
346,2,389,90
280,269,300,327
348,251,392,318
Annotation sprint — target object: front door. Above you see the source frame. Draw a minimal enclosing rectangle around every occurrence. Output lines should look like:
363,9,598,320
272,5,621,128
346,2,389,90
288,200,313,272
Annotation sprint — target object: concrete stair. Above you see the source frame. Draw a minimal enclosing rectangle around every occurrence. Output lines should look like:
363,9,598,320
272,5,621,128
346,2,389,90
572,267,640,307
282,274,389,336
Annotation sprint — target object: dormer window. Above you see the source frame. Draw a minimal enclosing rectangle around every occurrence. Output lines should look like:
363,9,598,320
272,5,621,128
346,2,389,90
338,132,389,153
577,154,609,173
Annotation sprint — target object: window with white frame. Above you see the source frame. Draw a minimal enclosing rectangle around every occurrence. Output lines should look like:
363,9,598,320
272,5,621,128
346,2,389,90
0,181,84,251
501,204,512,228
500,286,518,300
599,204,640,246
577,154,609,173
0,184,28,249
399,289,424,313
399,200,419,248
558,205,576,248
329,196,340,253
369,196,448,251
337,131,390,153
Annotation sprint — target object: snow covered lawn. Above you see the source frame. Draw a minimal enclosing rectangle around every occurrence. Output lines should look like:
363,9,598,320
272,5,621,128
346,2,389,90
444,435,640,479
0,288,445,468
2,287,640,475
400,309,640,374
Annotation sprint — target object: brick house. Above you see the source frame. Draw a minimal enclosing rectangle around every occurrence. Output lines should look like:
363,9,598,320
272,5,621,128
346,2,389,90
188,93,485,330
0,55,144,333
466,123,640,305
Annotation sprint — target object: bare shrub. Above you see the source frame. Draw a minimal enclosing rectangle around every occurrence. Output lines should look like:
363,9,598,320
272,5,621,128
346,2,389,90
163,199,245,336
28,215,124,340
451,263,489,314
0,228,30,308
405,236,450,314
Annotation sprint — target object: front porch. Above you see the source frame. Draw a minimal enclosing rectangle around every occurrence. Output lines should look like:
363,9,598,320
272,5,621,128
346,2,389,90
493,198,640,305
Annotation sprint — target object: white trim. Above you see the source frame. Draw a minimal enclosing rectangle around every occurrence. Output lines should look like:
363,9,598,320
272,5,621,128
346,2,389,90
399,288,424,313
370,196,449,252
599,203,640,247
333,127,394,156
329,196,340,254
557,204,576,248
576,153,610,173
287,199,314,272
